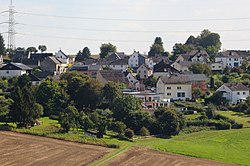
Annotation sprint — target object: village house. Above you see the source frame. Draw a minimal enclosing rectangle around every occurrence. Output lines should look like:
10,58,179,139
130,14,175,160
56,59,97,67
154,60,180,78
137,64,153,79
123,90,169,110
156,75,192,101
209,62,224,72
12,51,53,69
171,61,193,72
0,62,32,78
181,74,208,92
28,73,42,85
215,51,244,68
69,64,102,78
40,56,67,75
175,50,210,63
108,59,128,72
96,70,132,88
55,50,70,65
128,51,146,69
216,83,249,104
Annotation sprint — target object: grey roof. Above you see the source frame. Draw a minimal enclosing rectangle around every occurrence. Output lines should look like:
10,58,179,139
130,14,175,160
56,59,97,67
178,61,193,67
181,74,207,81
11,62,32,70
109,59,128,65
98,70,129,85
216,51,242,58
160,75,191,84
47,56,62,64
224,83,249,91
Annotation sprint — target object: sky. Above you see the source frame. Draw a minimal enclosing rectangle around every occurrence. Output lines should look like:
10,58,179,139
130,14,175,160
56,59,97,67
1,0,250,55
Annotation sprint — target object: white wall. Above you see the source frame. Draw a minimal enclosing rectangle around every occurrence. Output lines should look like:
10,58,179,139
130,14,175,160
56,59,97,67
0,70,27,78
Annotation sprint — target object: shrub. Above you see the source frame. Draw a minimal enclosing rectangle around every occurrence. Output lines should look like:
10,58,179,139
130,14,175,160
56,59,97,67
124,128,134,139
140,127,150,136
214,120,231,130
231,123,243,129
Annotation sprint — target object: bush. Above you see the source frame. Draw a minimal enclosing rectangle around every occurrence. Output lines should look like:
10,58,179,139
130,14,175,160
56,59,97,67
187,119,231,130
214,120,231,130
124,128,134,139
231,123,243,129
140,127,150,136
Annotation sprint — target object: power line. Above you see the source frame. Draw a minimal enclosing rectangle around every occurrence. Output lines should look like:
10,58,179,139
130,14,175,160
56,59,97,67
18,23,250,33
16,32,250,43
16,11,250,22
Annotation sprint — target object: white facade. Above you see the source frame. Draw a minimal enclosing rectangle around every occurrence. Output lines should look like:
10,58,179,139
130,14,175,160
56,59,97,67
210,62,223,71
137,64,153,79
109,64,128,72
145,58,155,69
128,52,139,68
215,57,243,68
0,70,27,78
55,50,69,64
0,55,3,64
217,84,249,104
156,78,192,101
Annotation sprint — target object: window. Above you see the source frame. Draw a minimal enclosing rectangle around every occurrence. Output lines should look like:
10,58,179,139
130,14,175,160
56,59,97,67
243,92,246,95
177,87,181,90
6,71,9,74
167,87,171,90
212,66,215,68
229,58,231,61
144,70,146,73
219,66,221,68
144,75,146,78
149,97,152,101
237,92,240,95
167,93,171,96
234,58,238,61
177,92,185,98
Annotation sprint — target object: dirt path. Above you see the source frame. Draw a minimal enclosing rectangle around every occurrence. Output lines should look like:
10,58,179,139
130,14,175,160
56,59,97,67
0,131,112,166
105,147,237,166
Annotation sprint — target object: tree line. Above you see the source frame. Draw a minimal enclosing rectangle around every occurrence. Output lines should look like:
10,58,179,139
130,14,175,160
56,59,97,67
0,72,186,138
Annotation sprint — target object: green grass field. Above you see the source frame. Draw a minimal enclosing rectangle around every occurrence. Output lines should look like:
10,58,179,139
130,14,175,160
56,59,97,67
137,128,250,166
2,116,250,165
217,111,250,128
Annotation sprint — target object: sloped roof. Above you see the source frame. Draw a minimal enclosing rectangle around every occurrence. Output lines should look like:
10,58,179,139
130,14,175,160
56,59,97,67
109,59,128,65
216,51,241,58
160,75,191,84
29,73,42,82
47,56,62,64
98,70,129,84
154,61,180,73
181,74,207,81
178,61,194,67
224,83,249,91
0,62,32,70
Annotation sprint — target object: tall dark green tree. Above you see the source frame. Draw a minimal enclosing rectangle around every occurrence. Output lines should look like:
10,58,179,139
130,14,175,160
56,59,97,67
154,107,186,135
75,47,91,62
36,78,69,117
100,43,117,59
38,45,47,53
148,37,165,57
0,33,5,55
0,96,13,122
59,105,79,132
27,46,38,53
103,81,121,107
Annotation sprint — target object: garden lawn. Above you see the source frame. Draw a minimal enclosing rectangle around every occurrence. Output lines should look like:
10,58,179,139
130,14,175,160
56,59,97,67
13,117,129,148
217,111,250,128
136,128,250,166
